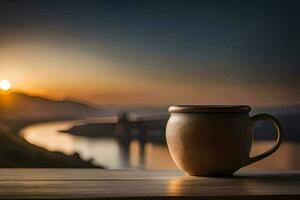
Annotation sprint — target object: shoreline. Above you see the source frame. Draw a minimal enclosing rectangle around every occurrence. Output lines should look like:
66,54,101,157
0,118,102,168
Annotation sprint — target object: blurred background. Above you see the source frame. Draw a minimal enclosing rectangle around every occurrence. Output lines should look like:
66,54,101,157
0,0,299,170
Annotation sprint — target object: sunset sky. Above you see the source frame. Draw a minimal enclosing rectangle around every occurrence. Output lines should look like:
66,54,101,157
0,0,299,106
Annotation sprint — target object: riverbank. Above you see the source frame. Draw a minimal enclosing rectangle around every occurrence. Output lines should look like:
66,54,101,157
20,120,130,168
63,113,168,144
0,121,101,168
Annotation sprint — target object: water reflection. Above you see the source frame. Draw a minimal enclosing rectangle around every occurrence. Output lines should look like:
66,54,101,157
21,120,300,170
21,121,77,155
20,120,177,169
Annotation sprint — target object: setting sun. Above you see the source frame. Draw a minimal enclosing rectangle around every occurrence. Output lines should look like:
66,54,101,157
0,79,11,91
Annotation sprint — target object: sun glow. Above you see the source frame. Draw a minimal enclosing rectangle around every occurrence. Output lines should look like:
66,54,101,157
0,79,12,91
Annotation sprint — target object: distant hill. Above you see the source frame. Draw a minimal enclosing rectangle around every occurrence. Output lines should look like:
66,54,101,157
0,92,100,122
251,105,300,141
252,105,300,116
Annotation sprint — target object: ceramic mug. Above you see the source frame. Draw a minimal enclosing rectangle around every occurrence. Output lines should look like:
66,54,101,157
166,105,282,176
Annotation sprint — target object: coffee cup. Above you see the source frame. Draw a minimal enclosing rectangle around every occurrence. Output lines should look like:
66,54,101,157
166,105,282,176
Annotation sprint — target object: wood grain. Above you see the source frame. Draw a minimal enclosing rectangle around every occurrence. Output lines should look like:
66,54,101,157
0,169,299,199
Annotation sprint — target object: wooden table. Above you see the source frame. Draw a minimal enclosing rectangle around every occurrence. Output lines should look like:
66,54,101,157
0,169,299,199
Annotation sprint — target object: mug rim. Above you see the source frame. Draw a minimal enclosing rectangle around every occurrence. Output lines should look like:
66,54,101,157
169,105,251,113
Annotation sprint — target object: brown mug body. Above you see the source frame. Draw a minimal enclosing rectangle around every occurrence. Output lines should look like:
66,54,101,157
166,105,282,176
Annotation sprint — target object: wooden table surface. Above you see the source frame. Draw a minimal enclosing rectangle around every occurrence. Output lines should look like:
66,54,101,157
0,169,299,199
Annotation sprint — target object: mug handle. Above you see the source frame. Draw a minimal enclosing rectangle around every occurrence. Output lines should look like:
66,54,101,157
245,113,282,166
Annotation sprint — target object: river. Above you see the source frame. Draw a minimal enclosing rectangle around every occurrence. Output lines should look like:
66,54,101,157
20,120,300,170
20,120,177,169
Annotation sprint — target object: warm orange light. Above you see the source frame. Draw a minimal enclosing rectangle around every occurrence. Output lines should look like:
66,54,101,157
0,79,11,91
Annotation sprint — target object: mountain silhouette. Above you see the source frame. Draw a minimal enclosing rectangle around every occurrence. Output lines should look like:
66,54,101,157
0,92,100,121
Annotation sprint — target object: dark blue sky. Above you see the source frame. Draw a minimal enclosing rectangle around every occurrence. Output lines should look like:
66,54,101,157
0,0,299,105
